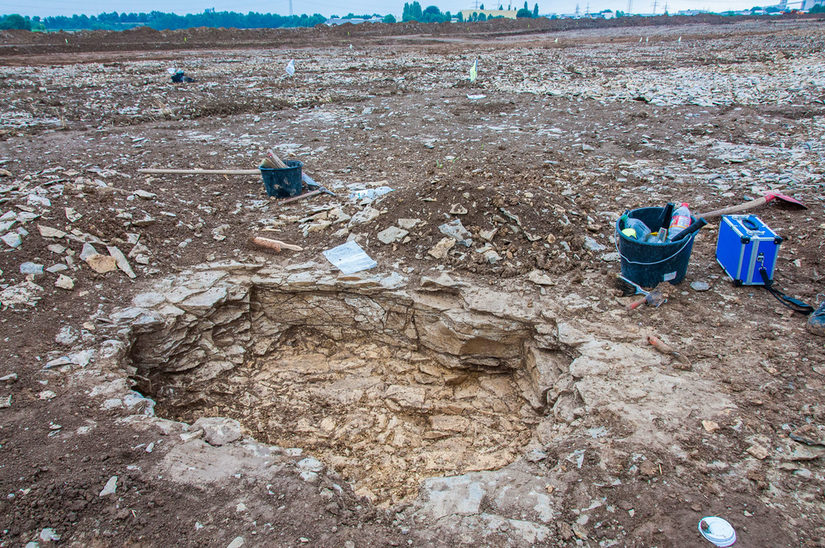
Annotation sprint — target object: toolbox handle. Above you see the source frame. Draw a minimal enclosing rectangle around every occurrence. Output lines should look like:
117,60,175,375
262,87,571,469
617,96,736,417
742,217,759,231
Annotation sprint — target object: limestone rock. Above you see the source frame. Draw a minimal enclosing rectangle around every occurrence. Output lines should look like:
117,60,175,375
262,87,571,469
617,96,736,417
377,226,409,244
583,236,606,252
99,475,118,496
349,206,380,226
193,417,242,446
1,232,22,248
527,270,553,286
107,245,137,278
55,326,79,346
86,254,118,274
0,281,44,308
691,280,711,291
439,219,472,247
479,228,498,242
80,242,98,260
482,249,501,264
20,262,44,275
55,275,75,290
428,237,455,259
398,218,421,230
134,189,157,200
179,287,228,310
418,475,485,519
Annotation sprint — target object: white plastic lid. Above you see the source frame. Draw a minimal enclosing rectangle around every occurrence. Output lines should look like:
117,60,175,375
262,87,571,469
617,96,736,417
698,516,736,547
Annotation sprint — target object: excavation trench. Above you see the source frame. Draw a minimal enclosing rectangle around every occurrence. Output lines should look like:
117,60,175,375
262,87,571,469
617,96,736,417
125,269,575,506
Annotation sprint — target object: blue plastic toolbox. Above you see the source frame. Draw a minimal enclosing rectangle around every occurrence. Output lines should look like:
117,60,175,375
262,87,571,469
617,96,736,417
716,215,782,286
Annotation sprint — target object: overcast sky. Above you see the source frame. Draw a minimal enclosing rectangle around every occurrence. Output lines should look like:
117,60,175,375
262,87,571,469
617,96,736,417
4,0,777,18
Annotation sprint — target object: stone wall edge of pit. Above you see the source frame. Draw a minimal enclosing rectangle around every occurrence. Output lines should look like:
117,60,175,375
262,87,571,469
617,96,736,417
110,267,577,414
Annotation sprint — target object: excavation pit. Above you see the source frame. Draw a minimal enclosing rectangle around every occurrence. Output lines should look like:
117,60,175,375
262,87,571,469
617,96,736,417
122,266,574,506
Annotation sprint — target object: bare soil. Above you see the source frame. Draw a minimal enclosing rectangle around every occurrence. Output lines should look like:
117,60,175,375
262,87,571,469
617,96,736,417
1,16,824,547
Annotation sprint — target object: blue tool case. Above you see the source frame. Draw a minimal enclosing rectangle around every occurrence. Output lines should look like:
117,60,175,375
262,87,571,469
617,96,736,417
716,215,782,286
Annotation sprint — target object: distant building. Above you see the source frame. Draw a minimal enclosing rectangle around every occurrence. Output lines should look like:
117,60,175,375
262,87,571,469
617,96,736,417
459,9,519,19
803,0,824,9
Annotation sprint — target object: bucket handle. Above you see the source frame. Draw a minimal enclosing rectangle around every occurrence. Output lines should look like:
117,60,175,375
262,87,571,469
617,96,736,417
614,233,694,266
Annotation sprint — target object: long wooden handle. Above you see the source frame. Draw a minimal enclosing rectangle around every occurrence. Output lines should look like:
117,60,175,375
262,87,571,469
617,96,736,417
138,168,259,175
279,189,322,204
699,196,769,219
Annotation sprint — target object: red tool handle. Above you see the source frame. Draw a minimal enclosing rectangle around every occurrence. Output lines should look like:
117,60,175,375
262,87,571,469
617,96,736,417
627,297,647,310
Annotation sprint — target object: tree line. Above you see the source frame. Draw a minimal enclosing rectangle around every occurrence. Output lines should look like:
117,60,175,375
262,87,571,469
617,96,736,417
401,1,539,23
0,10,328,31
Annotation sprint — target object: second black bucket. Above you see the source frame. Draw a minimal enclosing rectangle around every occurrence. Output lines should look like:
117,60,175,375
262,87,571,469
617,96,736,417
260,160,303,198
616,206,697,288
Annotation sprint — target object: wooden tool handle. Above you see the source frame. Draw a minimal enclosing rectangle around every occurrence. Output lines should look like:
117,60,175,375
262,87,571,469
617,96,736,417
279,189,322,205
261,150,288,169
699,196,768,219
138,168,259,175
627,296,647,310
250,237,303,252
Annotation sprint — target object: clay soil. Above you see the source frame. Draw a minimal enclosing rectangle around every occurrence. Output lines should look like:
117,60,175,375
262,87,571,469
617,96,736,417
1,16,825,547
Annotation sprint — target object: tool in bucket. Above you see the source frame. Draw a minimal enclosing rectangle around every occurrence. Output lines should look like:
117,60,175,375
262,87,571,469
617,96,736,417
264,150,336,198
616,206,702,288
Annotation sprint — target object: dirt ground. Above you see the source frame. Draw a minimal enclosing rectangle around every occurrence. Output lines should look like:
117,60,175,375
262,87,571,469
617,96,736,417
1,16,825,547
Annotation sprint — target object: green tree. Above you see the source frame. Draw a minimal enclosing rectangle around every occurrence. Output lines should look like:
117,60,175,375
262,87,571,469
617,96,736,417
533,3,539,16
480,4,485,9
403,1,423,21
478,12,487,20
0,14,32,30
421,5,441,21
516,7,532,17
383,13,396,22
810,3,824,12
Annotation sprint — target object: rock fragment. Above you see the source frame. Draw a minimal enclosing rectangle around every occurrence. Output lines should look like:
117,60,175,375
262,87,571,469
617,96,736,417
107,246,137,278
377,226,408,244
99,476,118,497
428,237,455,259
193,417,242,446
55,275,75,290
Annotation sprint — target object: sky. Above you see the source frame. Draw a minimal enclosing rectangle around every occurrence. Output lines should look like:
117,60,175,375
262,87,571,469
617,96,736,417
2,0,784,19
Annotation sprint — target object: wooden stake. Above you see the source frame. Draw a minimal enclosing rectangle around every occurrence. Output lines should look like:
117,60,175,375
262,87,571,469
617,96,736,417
266,150,289,169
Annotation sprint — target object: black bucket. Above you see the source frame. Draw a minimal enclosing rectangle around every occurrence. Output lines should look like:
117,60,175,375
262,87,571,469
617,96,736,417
260,160,303,198
616,206,697,288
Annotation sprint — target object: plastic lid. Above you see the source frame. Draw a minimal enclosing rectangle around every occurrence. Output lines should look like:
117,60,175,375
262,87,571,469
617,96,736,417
698,516,736,547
